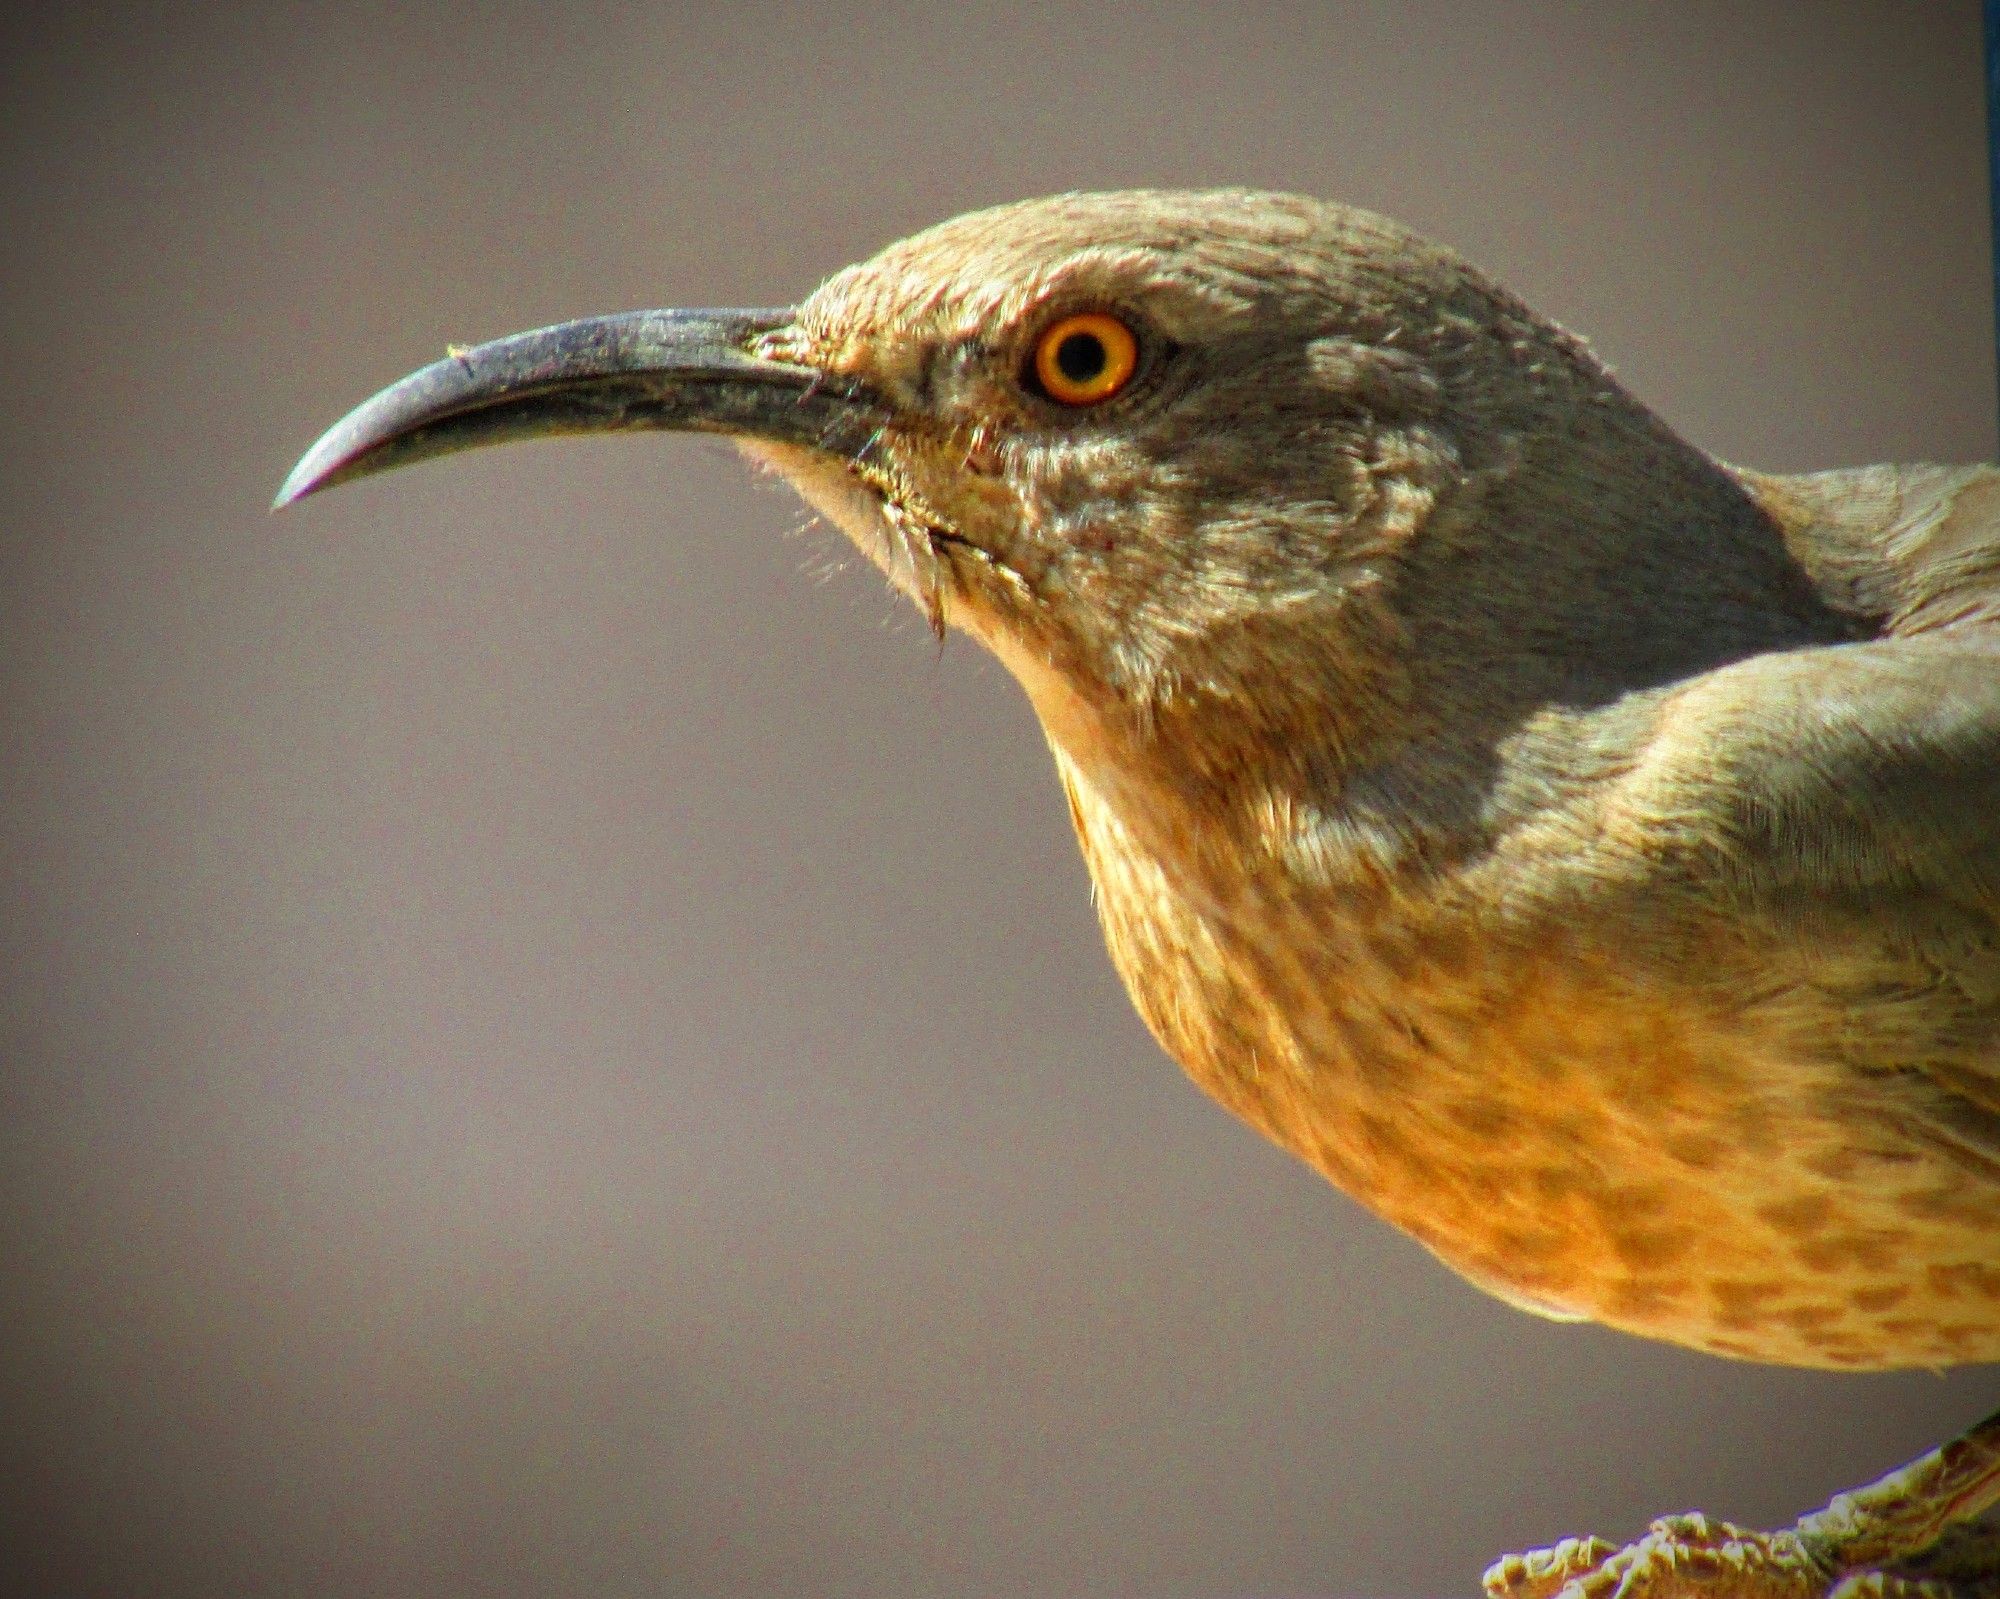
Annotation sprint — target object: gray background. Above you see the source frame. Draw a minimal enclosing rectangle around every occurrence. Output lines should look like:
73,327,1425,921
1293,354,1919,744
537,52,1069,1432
4,2,1997,1594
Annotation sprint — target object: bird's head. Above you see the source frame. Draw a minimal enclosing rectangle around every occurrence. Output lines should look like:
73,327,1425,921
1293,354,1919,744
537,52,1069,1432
741,190,1494,776
280,190,1806,822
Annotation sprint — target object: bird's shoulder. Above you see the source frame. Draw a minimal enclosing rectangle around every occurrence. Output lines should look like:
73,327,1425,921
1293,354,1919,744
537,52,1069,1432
1591,628,2000,1163
1601,456,2000,928
1616,633,2000,905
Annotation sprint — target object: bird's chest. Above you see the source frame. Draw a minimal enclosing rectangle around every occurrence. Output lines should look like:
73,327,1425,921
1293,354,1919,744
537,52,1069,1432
1063,765,1588,1207
1058,760,1839,1344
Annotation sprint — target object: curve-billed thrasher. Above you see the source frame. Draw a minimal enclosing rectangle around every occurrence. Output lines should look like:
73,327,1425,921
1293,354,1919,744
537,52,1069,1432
281,190,1999,1596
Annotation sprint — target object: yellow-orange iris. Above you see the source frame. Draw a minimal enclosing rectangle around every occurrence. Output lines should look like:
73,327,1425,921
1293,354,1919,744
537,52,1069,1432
1031,312,1139,406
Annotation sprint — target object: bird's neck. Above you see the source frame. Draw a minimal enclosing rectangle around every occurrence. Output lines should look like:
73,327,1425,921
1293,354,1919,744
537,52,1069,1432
1013,399,1861,905
1394,395,1855,710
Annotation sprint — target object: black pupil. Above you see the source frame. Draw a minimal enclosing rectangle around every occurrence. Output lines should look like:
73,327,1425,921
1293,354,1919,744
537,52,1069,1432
1054,331,1107,384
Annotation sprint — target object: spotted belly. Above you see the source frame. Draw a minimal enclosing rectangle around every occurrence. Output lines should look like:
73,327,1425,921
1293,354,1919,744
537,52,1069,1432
1065,771,2000,1371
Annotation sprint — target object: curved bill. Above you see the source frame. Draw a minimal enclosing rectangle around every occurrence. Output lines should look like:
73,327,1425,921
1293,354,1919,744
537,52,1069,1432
274,307,886,509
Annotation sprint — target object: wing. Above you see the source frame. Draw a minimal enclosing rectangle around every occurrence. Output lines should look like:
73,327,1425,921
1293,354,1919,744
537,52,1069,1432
1623,630,2000,1174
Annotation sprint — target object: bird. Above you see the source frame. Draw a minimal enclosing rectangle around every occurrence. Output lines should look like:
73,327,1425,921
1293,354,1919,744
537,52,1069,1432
280,189,2000,1596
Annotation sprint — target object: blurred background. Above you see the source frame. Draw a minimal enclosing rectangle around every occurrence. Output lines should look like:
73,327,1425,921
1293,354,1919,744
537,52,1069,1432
3,2,1996,1594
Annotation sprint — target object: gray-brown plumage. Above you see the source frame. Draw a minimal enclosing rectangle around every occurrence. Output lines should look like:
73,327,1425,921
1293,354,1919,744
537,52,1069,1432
279,189,2000,1595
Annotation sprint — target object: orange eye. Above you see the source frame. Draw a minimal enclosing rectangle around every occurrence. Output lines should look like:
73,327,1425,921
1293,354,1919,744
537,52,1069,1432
1030,312,1139,406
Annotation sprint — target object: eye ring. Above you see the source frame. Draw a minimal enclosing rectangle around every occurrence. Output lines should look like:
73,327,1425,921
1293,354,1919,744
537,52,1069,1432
1029,311,1140,406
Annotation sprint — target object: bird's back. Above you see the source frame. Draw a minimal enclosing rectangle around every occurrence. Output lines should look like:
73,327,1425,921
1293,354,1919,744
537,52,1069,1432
1738,460,2000,638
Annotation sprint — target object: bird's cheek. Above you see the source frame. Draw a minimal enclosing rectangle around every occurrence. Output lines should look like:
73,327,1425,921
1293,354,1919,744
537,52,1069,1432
1018,492,1130,590
898,454,1029,564
958,472,1032,545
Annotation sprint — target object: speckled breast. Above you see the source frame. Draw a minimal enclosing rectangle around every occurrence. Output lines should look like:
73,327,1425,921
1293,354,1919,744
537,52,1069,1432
1059,759,2000,1372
